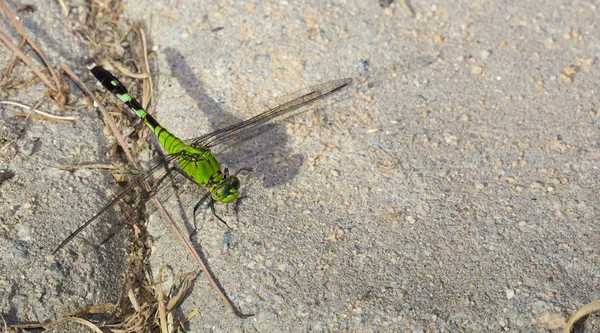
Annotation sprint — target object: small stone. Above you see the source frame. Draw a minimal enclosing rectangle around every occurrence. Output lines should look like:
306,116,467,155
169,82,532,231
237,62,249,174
562,66,576,77
536,311,566,329
530,181,545,189
480,50,491,59
576,57,595,67
471,66,483,75
506,288,515,300
279,261,288,272
475,183,485,190
20,141,35,156
563,27,572,40
16,225,32,241
445,135,458,145
405,216,416,224
560,73,572,83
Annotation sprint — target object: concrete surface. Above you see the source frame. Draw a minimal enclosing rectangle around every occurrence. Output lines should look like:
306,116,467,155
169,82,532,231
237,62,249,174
0,0,128,327
1,0,599,332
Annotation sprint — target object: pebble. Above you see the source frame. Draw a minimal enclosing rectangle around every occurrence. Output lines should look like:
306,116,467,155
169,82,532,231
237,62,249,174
471,66,483,75
20,141,35,156
506,288,515,300
535,311,566,329
16,225,32,241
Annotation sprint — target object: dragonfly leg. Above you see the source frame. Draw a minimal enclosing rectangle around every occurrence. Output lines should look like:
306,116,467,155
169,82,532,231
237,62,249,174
170,166,196,183
190,192,211,240
234,167,254,176
211,198,233,231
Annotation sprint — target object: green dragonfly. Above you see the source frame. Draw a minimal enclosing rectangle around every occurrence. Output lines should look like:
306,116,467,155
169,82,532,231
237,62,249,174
52,65,351,254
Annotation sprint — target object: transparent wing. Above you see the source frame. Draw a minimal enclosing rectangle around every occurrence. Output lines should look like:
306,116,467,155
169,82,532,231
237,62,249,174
52,153,194,254
190,78,352,148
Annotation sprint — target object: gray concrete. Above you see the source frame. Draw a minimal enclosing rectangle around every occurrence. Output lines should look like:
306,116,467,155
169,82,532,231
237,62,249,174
0,0,128,327
1,0,599,332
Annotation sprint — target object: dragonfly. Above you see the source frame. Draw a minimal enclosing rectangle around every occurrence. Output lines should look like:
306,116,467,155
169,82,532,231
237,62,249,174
52,65,352,254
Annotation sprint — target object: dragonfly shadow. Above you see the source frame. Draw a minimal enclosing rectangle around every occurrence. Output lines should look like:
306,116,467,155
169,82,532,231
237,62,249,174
164,48,303,189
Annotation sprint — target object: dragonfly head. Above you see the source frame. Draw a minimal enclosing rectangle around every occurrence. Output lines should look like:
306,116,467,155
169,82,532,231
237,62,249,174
211,176,241,203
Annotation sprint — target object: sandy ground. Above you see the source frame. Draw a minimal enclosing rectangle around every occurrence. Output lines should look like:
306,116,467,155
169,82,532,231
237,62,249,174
1,0,599,332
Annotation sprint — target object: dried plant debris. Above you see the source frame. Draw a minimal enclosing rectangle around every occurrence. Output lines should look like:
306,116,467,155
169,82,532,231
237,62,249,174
0,0,69,108
564,299,600,333
7,271,198,333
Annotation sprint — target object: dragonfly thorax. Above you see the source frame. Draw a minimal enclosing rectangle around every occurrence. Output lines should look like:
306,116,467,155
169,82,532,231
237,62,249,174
176,145,240,203
176,145,221,185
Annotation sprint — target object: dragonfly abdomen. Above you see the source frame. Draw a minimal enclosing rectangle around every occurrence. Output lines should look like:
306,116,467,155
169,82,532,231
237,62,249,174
90,65,186,155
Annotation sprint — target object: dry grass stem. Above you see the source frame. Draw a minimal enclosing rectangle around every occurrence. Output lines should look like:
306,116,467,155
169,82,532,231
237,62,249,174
0,0,68,108
0,100,75,120
564,299,600,333
57,0,69,16
56,163,117,170
156,268,169,333
110,60,150,79
0,31,57,91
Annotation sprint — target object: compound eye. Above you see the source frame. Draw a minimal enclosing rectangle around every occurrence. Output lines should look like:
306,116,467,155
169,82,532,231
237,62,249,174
221,187,239,203
229,176,240,190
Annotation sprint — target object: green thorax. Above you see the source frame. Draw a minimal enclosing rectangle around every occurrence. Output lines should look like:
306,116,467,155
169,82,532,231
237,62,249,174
176,143,224,187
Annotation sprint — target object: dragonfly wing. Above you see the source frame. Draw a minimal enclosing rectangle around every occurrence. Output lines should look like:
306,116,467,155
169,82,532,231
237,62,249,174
53,153,187,254
188,78,352,149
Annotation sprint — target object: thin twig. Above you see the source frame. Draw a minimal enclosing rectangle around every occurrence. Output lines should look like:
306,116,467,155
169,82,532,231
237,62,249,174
110,60,150,79
0,31,57,92
57,0,69,17
0,35,26,87
564,299,600,333
9,317,104,332
0,100,75,120
180,307,200,326
156,268,168,333
128,288,141,311
138,26,153,109
56,163,116,170
0,0,63,91
400,0,414,18
9,111,72,123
